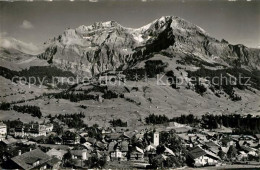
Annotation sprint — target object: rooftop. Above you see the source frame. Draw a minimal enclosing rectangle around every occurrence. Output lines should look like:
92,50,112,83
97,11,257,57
11,149,51,170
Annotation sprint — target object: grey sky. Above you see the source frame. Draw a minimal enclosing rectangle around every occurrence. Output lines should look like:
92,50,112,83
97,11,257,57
0,0,259,48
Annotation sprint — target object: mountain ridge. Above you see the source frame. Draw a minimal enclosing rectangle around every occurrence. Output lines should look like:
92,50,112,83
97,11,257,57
37,16,260,77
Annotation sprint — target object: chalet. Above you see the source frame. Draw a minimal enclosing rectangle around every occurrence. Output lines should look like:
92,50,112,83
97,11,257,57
120,133,132,141
163,146,175,156
172,126,192,134
123,131,135,139
107,133,121,141
239,135,256,141
239,145,258,156
101,128,112,135
46,157,61,169
255,134,260,142
1,136,18,146
62,131,80,145
30,135,47,143
46,148,66,160
108,141,129,161
82,142,94,151
9,149,52,170
45,123,54,133
203,141,220,154
130,146,144,161
237,151,248,161
71,149,90,160
145,144,157,152
187,146,220,167
220,137,235,147
152,154,168,167
85,137,97,145
53,136,62,145
95,141,106,150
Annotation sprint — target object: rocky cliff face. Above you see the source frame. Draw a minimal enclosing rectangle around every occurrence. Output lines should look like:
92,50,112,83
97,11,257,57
38,16,260,77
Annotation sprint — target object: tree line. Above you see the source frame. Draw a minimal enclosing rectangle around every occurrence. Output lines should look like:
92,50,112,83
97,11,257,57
109,119,127,127
0,103,42,118
145,113,260,135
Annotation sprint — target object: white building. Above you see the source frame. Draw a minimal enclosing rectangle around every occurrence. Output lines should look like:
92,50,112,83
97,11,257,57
0,122,7,141
14,124,47,138
153,132,159,146
187,146,220,167
45,123,54,133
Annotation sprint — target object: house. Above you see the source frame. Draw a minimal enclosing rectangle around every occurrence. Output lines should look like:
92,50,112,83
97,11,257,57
220,137,235,147
239,145,257,157
0,122,7,141
203,141,220,154
237,151,248,161
46,148,66,160
101,128,112,135
123,131,135,140
95,141,106,150
136,133,145,141
9,149,51,170
1,136,18,146
46,157,61,169
14,123,47,138
145,144,157,152
62,131,80,145
187,146,220,167
152,154,168,167
130,146,144,161
53,136,62,145
215,126,232,134
107,133,121,141
85,137,97,145
108,141,129,161
82,142,94,151
45,123,54,133
71,149,90,160
120,133,132,141
168,126,192,134
30,135,47,143
163,146,175,156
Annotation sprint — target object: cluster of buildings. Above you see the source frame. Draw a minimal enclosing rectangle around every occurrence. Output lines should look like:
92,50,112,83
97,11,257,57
0,120,259,169
13,123,53,138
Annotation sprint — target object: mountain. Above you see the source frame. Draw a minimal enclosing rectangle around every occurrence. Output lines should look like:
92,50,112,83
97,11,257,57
0,36,48,71
38,16,260,77
1,16,260,124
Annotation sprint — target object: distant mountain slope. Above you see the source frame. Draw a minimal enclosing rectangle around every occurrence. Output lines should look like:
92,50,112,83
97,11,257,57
0,47,48,71
38,16,260,77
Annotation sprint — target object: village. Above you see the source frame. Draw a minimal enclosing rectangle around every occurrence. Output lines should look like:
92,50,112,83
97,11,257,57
0,113,259,169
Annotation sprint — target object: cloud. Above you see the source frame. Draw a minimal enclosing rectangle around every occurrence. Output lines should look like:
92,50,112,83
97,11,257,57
0,34,43,55
0,32,8,38
20,20,34,29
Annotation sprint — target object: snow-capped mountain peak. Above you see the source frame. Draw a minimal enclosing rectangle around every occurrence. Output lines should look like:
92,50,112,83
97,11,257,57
38,16,260,77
